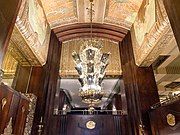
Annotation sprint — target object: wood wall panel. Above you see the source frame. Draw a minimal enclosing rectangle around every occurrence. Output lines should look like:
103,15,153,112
119,32,160,134
42,31,62,135
27,31,62,135
13,65,32,93
28,67,44,135
65,115,128,135
150,100,180,135
13,95,29,135
66,115,115,135
163,0,180,50
114,94,122,110
0,83,29,134
0,0,22,66
0,83,14,134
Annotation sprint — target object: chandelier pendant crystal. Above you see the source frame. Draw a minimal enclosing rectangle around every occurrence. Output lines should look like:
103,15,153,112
72,0,110,107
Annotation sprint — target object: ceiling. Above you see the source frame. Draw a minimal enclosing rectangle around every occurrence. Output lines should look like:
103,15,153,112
60,79,119,108
153,38,180,100
40,0,143,29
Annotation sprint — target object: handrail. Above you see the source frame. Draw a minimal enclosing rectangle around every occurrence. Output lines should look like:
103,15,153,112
53,109,127,116
151,93,180,109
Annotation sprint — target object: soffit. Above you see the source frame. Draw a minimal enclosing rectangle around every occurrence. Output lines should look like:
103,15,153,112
40,0,143,29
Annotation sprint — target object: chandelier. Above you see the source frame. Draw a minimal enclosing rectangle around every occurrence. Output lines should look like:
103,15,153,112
72,0,110,107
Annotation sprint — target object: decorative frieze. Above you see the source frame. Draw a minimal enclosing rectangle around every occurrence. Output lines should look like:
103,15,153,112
131,0,174,66
16,0,50,65
10,26,41,66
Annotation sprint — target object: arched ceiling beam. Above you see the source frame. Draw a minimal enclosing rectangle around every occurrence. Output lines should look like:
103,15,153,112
59,33,123,42
53,23,128,42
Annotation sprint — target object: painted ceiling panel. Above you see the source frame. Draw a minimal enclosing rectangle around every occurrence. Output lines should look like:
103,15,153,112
40,0,143,29
40,0,78,28
104,0,143,29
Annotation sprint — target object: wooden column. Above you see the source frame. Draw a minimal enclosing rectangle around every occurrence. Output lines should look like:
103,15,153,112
28,67,44,135
0,0,22,72
27,31,62,135
113,94,122,110
42,31,62,135
163,0,180,50
119,32,160,135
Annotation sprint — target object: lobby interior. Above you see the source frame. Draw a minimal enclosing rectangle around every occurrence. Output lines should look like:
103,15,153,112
0,0,180,135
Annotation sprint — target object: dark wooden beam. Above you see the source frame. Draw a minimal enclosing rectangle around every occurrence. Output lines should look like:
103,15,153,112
53,23,128,42
59,33,123,42
56,28,124,39
42,31,62,135
119,31,160,134
28,31,62,135
54,23,128,34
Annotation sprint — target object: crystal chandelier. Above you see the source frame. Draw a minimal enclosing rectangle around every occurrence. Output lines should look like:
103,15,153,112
72,0,110,107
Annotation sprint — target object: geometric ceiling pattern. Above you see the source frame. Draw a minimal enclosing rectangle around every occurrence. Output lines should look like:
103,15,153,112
40,0,143,29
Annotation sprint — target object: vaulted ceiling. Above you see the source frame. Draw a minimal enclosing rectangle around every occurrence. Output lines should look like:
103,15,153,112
40,0,143,29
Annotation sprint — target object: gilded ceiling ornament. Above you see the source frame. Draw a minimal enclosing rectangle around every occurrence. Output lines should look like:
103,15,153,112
16,0,50,66
131,0,173,66
86,121,96,129
166,114,176,127
104,0,143,29
40,0,78,28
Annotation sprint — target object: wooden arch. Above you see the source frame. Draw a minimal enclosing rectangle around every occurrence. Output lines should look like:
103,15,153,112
53,23,128,42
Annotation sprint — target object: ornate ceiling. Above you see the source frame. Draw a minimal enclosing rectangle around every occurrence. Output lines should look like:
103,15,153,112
40,0,143,29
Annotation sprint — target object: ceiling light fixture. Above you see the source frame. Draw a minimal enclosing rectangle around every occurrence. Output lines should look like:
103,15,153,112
72,0,110,108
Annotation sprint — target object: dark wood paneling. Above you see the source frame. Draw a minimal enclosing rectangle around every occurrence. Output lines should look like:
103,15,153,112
67,115,115,135
150,100,180,135
163,0,180,50
65,115,128,135
0,0,22,65
119,31,160,134
119,79,127,112
28,67,43,95
9,90,21,132
114,94,122,110
0,83,29,135
42,31,62,135
13,66,32,93
29,67,44,135
0,83,14,134
28,31,62,135
13,95,29,135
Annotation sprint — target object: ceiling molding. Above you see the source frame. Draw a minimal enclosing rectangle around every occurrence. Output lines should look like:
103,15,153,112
53,23,128,42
